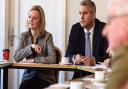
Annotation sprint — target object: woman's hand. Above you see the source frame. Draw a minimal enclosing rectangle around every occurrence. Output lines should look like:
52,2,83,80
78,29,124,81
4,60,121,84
34,45,43,55
31,44,43,55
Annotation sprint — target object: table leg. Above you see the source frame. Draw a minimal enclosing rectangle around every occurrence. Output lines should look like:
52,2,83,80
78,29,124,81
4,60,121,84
3,67,8,89
0,69,1,89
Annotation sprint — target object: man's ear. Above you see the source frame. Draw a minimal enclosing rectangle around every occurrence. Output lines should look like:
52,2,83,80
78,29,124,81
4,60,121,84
90,11,96,19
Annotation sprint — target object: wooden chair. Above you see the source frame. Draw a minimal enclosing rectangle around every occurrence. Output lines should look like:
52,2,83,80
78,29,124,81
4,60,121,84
54,46,62,82
54,46,62,64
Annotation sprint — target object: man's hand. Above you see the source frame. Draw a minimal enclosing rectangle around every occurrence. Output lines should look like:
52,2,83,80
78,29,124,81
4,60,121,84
74,54,96,66
81,57,96,66
103,58,111,67
74,54,83,64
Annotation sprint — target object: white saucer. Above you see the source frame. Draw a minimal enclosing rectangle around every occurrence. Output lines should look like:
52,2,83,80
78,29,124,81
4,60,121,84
82,78,107,83
92,79,107,83
59,63,72,65
49,83,70,88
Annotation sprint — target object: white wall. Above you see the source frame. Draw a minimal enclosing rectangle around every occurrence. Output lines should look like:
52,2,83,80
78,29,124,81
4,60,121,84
0,0,5,60
93,0,108,22
66,0,82,47
0,0,10,89
0,0,9,60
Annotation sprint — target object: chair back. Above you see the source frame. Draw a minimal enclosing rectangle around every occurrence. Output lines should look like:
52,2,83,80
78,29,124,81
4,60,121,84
54,46,62,82
54,46,62,64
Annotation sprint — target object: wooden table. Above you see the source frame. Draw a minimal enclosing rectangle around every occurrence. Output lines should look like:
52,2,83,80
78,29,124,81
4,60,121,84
77,64,111,73
0,62,12,68
4,63,109,89
3,63,78,89
77,66,95,73
8,63,77,71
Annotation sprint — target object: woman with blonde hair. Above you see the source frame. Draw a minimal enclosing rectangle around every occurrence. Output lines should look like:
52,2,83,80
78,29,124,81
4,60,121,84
14,5,56,89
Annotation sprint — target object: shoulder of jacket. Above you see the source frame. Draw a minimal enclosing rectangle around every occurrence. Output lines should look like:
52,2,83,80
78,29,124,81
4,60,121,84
71,22,83,32
20,30,30,38
95,19,106,25
45,31,52,37
43,31,52,40
72,22,81,27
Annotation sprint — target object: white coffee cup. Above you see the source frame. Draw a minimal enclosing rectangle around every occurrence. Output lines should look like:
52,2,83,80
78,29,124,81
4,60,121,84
70,81,83,89
95,70,105,81
61,57,69,64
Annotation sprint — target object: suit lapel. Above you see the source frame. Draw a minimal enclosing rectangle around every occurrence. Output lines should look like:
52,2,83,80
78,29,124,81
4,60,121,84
25,31,32,45
78,27,85,55
92,23,99,56
28,36,32,44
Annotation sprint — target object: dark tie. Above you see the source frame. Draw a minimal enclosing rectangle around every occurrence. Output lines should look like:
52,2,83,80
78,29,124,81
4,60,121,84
85,31,91,57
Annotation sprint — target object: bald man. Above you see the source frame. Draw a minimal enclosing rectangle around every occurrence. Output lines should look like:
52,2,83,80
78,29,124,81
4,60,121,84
103,0,128,89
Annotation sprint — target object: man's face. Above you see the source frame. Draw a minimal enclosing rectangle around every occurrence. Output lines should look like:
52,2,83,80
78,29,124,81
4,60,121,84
103,16,128,54
79,5,96,29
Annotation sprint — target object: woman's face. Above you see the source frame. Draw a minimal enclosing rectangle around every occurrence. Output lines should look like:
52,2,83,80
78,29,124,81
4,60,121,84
28,10,41,30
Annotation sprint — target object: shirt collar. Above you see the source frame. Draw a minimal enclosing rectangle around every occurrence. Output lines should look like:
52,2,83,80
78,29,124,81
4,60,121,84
84,24,95,34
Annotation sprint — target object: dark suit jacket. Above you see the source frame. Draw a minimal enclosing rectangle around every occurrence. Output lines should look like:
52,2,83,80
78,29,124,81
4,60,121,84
65,19,109,78
14,30,56,84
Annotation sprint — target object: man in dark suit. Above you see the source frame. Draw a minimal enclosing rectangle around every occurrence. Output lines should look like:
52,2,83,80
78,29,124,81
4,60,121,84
65,0,109,79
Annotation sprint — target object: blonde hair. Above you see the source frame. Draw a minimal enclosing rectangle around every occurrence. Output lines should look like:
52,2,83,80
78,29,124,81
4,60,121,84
28,5,46,37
